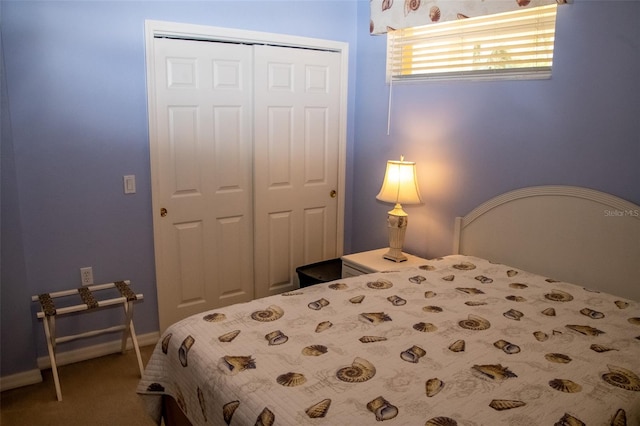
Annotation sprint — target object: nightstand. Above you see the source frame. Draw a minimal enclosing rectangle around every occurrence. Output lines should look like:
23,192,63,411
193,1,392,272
341,248,429,278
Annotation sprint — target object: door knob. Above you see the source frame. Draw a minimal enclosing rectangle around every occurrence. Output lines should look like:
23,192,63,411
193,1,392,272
160,208,168,217
330,190,337,198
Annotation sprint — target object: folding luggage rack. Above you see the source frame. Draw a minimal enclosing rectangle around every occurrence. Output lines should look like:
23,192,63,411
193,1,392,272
32,280,143,401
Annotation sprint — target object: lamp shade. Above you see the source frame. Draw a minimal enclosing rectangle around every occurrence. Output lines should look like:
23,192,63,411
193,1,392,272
376,159,423,205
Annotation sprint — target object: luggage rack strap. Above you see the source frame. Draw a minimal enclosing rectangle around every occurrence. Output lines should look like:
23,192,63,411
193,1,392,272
77,287,99,309
37,293,57,317
115,280,137,301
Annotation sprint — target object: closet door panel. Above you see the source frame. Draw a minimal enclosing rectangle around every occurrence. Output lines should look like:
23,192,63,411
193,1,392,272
168,106,201,194
253,45,341,298
174,221,205,304
152,38,254,331
267,211,293,290
304,207,328,263
304,107,329,184
216,215,252,301
266,107,293,186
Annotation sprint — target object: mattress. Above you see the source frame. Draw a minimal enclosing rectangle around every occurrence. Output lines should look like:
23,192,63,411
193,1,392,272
137,255,640,425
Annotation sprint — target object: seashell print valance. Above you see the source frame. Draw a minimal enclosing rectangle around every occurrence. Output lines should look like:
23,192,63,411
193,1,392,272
370,0,569,34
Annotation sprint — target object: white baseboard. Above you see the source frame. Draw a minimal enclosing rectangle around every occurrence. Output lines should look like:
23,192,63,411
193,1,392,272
0,369,43,392
0,331,159,392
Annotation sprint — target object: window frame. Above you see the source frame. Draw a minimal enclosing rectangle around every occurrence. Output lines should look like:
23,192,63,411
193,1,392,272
386,4,558,83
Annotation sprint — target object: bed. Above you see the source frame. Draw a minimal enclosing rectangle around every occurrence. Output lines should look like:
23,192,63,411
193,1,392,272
137,186,640,425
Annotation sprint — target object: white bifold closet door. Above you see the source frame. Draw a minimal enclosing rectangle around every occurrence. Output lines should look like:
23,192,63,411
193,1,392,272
253,45,340,298
151,37,341,330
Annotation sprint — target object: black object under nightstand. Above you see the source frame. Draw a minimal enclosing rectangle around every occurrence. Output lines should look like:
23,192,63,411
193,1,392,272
296,258,342,288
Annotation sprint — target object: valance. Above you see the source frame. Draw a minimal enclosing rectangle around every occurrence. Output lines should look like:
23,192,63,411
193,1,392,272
370,0,568,35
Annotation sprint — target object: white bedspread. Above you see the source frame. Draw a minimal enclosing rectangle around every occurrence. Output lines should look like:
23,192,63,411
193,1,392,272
137,255,640,425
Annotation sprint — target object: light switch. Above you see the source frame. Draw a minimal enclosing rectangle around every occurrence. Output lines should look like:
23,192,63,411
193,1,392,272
124,175,136,194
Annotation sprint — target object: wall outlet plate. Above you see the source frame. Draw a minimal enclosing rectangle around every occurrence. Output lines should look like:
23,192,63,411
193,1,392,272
80,267,94,286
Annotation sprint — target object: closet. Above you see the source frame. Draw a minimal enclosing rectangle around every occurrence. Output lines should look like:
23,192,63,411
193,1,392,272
145,22,347,331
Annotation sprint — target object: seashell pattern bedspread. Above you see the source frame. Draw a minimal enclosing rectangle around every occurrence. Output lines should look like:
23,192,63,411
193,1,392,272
137,255,640,425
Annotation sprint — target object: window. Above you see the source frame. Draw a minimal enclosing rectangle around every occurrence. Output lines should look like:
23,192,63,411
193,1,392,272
387,4,558,82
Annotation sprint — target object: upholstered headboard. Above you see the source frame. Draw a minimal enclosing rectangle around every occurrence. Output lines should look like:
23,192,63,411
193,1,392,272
454,186,640,301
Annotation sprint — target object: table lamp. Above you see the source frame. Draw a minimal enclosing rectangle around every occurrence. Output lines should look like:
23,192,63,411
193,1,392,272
376,156,422,262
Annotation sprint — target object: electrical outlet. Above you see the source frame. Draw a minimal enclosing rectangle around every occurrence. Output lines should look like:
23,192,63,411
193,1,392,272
80,267,94,286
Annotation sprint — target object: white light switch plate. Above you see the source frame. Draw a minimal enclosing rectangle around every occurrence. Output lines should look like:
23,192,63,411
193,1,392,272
123,175,136,194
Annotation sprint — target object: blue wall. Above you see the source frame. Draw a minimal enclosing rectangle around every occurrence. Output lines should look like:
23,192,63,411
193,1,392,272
2,23,39,378
352,0,640,258
2,0,639,380
0,0,358,378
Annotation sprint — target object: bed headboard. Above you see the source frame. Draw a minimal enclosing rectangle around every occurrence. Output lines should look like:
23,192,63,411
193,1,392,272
453,185,640,301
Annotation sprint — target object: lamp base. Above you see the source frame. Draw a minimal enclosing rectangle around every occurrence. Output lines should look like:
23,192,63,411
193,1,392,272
383,207,409,263
383,248,407,262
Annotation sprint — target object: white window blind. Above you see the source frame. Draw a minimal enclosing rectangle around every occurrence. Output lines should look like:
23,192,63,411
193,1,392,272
387,4,558,82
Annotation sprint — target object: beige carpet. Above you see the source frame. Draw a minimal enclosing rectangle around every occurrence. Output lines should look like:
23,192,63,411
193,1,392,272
1,345,157,426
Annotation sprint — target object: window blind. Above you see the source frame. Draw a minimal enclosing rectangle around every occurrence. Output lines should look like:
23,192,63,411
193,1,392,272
387,4,558,81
